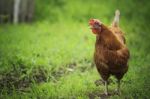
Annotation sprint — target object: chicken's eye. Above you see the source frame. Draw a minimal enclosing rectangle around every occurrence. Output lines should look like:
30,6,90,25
93,23,101,28
95,22,101,26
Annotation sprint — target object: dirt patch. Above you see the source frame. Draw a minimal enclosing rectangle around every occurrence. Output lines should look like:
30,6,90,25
0,61,77,92
50,59,93,82
50,62,77,82
0,59,94,93
88,91,118,99
0,65,48,93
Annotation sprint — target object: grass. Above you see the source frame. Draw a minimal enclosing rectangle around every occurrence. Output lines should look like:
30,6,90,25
0,0,150,98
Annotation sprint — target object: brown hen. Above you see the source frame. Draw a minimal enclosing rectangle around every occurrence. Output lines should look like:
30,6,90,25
89,10,130,95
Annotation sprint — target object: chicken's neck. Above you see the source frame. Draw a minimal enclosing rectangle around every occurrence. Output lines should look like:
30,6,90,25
95,24,123,50
95,25,109,48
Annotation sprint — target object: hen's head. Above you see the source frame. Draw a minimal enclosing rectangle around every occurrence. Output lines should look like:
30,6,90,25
89,19,102,34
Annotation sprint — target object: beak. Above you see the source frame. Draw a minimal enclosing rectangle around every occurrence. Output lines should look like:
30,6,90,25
90,25,99,29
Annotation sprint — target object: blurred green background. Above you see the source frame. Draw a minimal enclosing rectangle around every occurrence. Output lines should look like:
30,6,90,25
0,0,150,98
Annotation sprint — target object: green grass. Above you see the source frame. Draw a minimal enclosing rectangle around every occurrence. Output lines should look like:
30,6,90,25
0,0,150,98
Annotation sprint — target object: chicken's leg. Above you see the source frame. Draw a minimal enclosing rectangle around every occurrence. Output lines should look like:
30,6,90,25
104,81,108,95
116,80,121,95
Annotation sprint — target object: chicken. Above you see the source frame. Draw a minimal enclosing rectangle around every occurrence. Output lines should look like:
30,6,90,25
89,10,130,95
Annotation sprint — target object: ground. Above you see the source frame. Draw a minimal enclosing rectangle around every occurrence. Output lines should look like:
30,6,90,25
0,0,150,99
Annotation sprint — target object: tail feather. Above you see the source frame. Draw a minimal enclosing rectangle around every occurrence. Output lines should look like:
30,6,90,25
112,10,120,27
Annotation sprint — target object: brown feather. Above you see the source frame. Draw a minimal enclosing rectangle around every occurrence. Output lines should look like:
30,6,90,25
94,24,130,81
